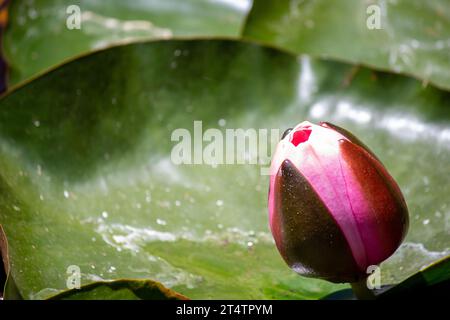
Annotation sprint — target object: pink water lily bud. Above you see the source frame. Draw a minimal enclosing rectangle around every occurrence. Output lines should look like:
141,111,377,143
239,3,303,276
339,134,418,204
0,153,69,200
268,121,409,283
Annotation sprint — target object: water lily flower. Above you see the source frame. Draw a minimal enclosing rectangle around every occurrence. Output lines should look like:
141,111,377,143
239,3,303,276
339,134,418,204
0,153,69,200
268,121,409,283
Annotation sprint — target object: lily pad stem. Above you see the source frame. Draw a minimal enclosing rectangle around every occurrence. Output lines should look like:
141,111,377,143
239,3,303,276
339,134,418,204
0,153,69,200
351,277,376,300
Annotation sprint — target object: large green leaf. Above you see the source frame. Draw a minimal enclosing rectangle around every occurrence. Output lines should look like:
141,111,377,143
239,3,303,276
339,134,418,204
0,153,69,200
322,255,450,300
243,0,450,90
3,0,252,86
380,255,450,298
0,39,448,299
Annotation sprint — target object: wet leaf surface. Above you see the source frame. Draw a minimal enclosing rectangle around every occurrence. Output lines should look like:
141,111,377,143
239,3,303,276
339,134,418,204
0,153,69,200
322,256,450,300
380,255,450,298
3,0,252,86
243,0,450,90
0,40,448,299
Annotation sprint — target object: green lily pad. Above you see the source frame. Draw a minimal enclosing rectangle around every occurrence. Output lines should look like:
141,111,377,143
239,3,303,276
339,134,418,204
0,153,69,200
322,256,450,300
47,279,188,300
380,255,450,298
0,39,448,300
243,0,450,90
3,274,24,300
3,0,251,87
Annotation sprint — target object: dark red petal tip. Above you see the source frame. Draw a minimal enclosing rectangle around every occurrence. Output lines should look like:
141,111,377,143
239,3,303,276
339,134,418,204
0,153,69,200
321,122,381,162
